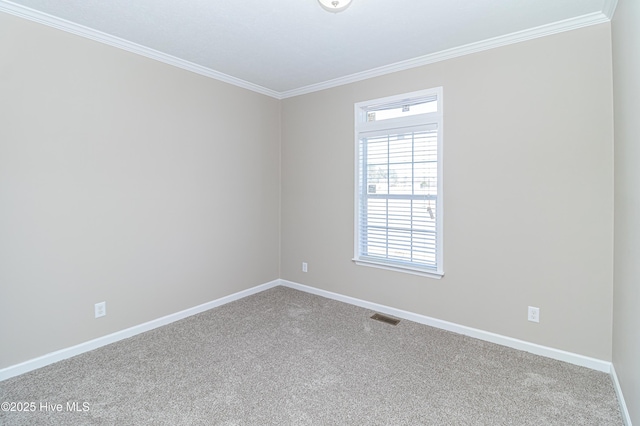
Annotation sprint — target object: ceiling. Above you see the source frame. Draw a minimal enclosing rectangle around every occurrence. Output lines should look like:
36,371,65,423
0,0,616,98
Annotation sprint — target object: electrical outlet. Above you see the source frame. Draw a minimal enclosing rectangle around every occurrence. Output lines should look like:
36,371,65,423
528,306,540,323
302,262,308,273
95,301,106,318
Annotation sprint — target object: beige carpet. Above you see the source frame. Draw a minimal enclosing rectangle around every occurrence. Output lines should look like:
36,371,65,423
0,286,623,425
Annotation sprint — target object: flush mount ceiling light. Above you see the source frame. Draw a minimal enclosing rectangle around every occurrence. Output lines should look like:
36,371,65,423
318,0,353,13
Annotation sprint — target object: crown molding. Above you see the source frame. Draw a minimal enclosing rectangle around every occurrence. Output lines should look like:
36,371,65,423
280,11,611,99
0,1,281,99
602,0,619,19
1,0,612,100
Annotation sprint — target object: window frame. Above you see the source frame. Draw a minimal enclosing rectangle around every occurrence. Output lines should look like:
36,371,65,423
353,88,444,278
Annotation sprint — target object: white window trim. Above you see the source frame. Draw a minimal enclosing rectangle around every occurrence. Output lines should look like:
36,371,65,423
353,88,444,279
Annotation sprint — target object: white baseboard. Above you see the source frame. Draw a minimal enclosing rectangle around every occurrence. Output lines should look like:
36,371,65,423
2,277,628,424
279,279,612,373
611,364,633,426
286,276,631,422
0,279,281,382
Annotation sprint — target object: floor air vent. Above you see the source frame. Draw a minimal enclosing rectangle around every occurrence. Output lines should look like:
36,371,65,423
370,313,400,326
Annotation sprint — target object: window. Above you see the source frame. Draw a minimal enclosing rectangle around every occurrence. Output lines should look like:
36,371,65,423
354,88,443,278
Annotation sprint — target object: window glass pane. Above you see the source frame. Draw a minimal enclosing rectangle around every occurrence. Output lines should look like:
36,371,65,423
411,199,436,230
366,100,437,122
367,165,389,194
413,129,438,162
388,163,412,195
387,199,412,229
366,199,387,227
413,162,437,195
387,229,412,261
388,134,413,163
366,137,388,165
364,227,387,257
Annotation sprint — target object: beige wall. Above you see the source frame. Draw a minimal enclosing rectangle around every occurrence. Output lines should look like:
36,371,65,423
612,0,640,423
0,13,281,368
281,24,614,360
1,10,619,375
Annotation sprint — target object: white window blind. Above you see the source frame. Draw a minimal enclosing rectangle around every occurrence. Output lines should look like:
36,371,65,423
354,88,443,277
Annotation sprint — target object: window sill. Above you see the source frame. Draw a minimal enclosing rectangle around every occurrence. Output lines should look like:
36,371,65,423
352,258,444,279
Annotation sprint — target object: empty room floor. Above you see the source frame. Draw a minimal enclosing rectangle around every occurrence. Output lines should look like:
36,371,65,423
0,286,623,425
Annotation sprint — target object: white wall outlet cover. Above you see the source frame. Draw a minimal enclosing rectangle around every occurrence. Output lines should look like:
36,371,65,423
528,306,540,323
95,302,106,318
